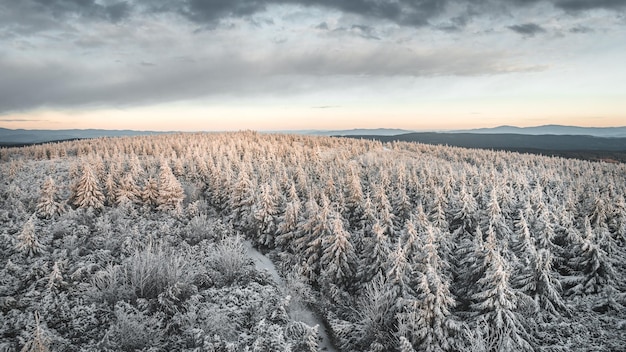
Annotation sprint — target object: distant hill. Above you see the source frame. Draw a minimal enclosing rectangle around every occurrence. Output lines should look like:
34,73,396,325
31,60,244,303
344,132,626,163
290,128,416,136
452,125,626,138
0,128,168,146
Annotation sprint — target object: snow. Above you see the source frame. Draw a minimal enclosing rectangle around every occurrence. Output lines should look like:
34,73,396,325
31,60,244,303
244,240,337,352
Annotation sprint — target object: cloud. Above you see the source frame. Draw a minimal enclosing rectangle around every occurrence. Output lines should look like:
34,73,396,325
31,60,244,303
508,23,547,36
2,0,625,34
0,46,542,114
554,0,626,12
569,25,594,33
0,118,49,122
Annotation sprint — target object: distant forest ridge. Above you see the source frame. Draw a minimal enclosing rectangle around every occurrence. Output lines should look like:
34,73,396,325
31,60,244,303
2,124,626,145
343,132,626,163
0,128,169,146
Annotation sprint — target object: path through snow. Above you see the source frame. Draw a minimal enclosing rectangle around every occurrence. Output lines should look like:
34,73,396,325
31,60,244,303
244,241,337,352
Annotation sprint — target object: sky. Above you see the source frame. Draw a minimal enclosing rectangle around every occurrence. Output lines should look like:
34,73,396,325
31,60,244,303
0,0,625,131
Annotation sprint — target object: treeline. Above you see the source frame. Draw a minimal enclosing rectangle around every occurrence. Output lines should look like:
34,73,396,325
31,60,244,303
1,131,625,351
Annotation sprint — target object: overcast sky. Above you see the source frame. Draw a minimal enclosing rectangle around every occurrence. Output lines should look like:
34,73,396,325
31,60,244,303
1,0,625,131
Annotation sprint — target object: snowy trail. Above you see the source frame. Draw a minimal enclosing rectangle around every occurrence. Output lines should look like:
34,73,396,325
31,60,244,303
244,241,337,352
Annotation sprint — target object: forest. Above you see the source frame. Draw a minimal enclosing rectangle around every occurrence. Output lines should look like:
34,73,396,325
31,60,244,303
0,131,625,351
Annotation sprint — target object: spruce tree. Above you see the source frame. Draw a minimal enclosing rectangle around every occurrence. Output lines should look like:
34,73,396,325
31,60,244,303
321,216,356,290
16,216,45,256
37,177,65,218
157,161,185,212
71,163,105,210
141,177,159,208
470,241,533,351
358,220,390,284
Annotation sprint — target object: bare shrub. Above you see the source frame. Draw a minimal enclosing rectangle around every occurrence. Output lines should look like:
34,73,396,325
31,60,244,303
210,235,250,286
125,243,191,299
101,302,162,351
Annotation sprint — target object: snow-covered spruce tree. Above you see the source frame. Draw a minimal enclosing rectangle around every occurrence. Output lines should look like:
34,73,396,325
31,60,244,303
141,176,159,208
293,194,332,283
275,183,301,251
344,164,365,226
114,173,140,207
357,220,391,284
20,312,50,352
429,189,449,232
512,248,569,321
480,187,512,242
401,216,422,265
252,182,280,248
449,185,479,235
156,160,185,212
36,177,65,218
452,225,484,309
393,185,413,226
320,216,357,298
372,182,396,236
398,226,462,352
16,216,45,256
350,273,398,350
387,241,412,298
70,163,105,210
510,210,535,267
564,217,619,296
359,193,378,234
228,167,256,230
470,238,534,352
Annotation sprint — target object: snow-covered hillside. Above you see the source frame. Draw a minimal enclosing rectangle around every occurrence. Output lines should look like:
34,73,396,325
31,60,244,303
1,132,625,351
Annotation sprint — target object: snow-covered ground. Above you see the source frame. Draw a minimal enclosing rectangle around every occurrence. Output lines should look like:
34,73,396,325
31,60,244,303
244,240,337,352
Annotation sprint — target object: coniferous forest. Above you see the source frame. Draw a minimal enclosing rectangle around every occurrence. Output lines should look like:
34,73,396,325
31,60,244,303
1,132,625,351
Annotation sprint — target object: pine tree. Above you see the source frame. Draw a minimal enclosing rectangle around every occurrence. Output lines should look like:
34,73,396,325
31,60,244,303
36,177,65,218
71,163,105,209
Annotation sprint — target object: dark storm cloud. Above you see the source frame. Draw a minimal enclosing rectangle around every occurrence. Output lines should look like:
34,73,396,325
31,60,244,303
2,0,625,31
135,0,446,27
141,0,626,27
554,0,626,12
508,23,547,36
29,0,131,22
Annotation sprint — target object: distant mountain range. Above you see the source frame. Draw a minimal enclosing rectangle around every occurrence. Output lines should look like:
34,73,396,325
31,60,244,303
296,128,416,136
0,128,168,146
2,125,626,150
291,125,626,138
452,125,626,138
346,132,626,152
